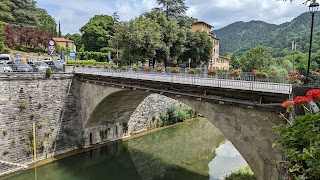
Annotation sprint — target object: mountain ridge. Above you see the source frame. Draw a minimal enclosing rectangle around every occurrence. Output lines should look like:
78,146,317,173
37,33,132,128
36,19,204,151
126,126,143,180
214,12,320,57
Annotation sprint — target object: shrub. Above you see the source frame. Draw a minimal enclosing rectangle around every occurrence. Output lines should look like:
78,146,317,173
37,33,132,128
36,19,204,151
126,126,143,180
30,112,36,119
19,101,27,110
37,122,45,128
2,129,8,136
23,145,33,155
156,66,163,72
37,102,43,109
45,129,52,137
187,108,198,118
225,166,256,180
2,149,9,156
144,66,152,72
45,68,52,78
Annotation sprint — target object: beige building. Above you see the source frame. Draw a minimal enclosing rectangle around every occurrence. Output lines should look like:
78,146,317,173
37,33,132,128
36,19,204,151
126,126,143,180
213,56,230,70
191,19,229,70
52,37,77,52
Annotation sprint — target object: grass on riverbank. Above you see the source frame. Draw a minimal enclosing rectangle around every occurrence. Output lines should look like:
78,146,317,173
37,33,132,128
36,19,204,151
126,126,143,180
225,166,256,180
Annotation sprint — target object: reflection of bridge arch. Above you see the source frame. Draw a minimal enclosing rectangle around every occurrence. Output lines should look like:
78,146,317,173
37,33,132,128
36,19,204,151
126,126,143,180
79,81,282,180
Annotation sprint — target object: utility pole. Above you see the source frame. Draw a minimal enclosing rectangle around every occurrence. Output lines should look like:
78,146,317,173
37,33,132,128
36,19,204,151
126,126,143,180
292,40,297,73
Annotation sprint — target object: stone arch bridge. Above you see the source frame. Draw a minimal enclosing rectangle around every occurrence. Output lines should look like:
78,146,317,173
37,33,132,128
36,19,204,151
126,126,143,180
75,73,288,180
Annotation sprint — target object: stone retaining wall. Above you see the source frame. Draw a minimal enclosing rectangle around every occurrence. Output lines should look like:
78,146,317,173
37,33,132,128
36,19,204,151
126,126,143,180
0,73,83,164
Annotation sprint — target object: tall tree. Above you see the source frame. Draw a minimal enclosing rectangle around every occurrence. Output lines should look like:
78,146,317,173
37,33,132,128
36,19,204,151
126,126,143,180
10,0,38,27
239,46,272,71
0,22,5,53
144,11,186,66
156,0,188,19
58,21,62,37
80,15,115,51
0,0,15,22
181,31,213,64
35,8,56,34
112,12,119,24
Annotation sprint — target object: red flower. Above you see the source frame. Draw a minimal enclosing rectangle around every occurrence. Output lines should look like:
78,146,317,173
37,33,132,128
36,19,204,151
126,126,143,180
281,100,294,108
294,96,312,105
306,89,320,100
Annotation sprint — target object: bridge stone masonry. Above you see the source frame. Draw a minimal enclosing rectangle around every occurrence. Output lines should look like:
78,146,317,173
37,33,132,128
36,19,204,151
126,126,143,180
0,69,292,179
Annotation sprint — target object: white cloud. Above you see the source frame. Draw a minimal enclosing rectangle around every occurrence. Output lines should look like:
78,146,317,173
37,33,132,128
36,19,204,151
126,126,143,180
36,0,311,34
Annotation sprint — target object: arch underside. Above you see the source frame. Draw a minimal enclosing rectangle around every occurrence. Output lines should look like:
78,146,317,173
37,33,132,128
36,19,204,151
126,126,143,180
87,90,150,128
85,89,282,180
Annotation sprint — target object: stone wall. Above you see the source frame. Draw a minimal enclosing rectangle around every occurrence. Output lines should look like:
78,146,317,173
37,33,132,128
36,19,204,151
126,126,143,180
0,73,83,164
128,94,187,134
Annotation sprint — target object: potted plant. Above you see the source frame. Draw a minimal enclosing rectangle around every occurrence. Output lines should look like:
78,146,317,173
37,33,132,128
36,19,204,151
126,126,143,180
230,69,242,77
144,66,152,72
187,68,196,74
255,70,268,79
207,68,217,76
112,65,119,70
286,70,302,84
132,66,138,72
171,66,180,73
121,66,128,70
195,68,203,73
156,66,163,73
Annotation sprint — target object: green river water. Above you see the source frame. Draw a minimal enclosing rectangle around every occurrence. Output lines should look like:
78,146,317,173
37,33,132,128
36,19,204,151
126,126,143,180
2,118,248,180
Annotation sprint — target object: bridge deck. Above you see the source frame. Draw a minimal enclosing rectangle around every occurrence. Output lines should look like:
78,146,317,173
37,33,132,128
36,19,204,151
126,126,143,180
75,67,292,95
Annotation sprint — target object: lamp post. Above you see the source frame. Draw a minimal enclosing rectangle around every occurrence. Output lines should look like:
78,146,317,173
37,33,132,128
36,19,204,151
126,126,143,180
305,0,319,84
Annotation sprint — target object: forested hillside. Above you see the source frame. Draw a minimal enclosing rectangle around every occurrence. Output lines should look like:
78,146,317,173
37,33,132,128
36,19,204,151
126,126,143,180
215,12,320,57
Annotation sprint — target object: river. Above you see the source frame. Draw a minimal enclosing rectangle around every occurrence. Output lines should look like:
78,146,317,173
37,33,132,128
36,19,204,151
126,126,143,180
2,118,248,180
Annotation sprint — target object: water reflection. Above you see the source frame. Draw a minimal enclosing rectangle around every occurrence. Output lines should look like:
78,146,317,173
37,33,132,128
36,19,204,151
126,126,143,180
3,118,247,180
209,141,248,180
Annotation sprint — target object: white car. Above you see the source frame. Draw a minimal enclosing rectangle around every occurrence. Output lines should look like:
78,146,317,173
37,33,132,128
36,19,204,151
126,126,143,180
0,54,12,64
3,63,12,72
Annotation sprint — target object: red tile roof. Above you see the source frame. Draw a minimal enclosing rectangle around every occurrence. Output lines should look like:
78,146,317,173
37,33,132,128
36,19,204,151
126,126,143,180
52,37,74,43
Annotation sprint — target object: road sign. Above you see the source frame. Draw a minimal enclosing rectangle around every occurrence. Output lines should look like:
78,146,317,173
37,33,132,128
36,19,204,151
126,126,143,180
70,50,76,59
49,46,56,51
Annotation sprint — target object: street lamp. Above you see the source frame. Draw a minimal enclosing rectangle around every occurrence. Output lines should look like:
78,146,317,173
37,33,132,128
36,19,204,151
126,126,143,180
305,0,319,84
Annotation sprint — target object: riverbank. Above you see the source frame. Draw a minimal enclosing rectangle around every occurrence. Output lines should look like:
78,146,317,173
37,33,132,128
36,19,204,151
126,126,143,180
0,118,200,178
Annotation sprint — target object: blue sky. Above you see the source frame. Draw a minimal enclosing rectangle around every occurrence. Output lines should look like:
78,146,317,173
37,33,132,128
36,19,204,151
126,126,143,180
36,0,308,35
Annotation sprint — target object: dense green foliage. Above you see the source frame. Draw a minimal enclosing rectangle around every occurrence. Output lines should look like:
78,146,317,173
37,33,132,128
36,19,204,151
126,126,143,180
80,15,114,52
225,166,256,180
181,31,213,64
74,52,109,61
0,22,4,53
0,0,15,22
239,47,272,72
275,112,320,179
65,33,83,51
110,12,211,66
215,13,320,57
0,0,56,35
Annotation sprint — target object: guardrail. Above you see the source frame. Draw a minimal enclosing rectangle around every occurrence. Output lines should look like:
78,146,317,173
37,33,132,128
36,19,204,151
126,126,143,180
74,67,292,94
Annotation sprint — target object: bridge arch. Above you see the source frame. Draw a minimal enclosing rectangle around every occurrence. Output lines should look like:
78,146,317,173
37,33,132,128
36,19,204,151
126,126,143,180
80,81,282,180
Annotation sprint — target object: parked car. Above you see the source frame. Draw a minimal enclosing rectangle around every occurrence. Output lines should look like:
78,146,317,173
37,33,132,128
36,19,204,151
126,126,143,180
0,54,12,64
35,61,50,72
7,61,33,72
27,61,37,71
43,60,63,72
3,63,12,72
43,57,54,62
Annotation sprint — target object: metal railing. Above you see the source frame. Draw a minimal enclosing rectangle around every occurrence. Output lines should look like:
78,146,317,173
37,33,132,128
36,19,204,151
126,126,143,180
74,67,292,94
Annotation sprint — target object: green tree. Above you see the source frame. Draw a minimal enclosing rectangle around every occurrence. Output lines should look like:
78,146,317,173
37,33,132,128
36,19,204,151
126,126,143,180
239,47,272,71
181,31,212,64
80,15,115,52
0,0,15,22
110,16,163,64
144,11,186,66
0,22,5,53
155,0,188,19
10,0,38,27
230,53,241,69
65,33,83,51
35,8,56,34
